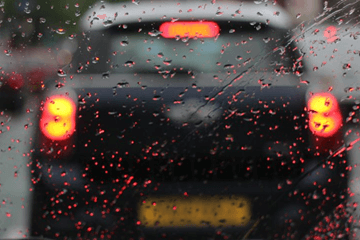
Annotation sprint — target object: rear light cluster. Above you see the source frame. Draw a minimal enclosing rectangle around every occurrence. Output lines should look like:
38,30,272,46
307,93,342,138
159,21,220,38
3,70,45,92
40,95,76,141
7,73,24,90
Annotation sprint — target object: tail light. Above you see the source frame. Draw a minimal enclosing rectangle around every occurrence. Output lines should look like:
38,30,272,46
7,73,24,90
159,21,220,38
40,95,76,141
307,93,342,138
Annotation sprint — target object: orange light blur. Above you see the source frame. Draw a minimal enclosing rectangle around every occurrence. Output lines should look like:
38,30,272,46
160,21,219,38
138,195,251,227
308,93,338,113
40,95,76,141
308,93,342,138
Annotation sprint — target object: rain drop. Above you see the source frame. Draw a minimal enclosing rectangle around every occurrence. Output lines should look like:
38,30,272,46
57,69,67,77
103,20,113,27
148,29,162,37
56,28,66,34
124,61,135,67
102,71,110,79
120,41,129,46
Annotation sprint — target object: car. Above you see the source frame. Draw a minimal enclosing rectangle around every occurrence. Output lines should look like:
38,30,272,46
29,1,353,239
0,40,58,113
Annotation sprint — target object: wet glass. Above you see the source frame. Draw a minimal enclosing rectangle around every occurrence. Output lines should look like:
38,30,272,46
1,1,360,240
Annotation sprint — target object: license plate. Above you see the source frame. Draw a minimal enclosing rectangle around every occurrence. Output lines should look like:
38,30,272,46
138,195,251,227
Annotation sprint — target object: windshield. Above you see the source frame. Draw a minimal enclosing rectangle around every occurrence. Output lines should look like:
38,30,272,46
1,1,360,240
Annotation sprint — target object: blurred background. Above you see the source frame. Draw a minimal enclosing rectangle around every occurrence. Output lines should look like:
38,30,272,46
0,0,359,238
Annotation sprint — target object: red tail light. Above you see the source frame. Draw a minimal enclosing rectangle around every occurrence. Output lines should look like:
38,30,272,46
40,95,76,141
159,21,219,38
307,93,342,138
7,73,24,90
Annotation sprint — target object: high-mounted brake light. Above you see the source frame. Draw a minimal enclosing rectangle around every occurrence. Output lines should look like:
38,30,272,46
159,21,219,38
307,93,342,138
40,95,76,141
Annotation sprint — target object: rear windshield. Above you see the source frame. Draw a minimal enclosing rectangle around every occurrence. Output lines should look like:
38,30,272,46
73,21,303,76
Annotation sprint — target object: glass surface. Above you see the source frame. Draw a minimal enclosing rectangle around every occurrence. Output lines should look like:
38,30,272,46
1,1,360,239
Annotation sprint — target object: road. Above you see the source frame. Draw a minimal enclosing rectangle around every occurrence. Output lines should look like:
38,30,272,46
0,96,37,239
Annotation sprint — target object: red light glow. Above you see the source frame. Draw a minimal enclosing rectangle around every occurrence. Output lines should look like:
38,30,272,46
160,21,219,38
8,73,24,90
40,95,76,141
307,93,342,138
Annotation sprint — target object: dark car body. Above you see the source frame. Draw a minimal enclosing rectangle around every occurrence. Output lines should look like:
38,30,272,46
29,1,352,239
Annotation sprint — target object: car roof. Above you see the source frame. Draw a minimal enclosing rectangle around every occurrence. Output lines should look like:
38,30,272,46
81,0,293,31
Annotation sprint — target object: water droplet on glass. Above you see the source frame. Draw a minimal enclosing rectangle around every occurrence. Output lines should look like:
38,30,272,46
56,28,66,34
224,64,234,69
215,11,224,16
117,82,129,88
102,71,110,79
148,29,162,37
75,10,81,17
124,61,135,67
163,60,172,66
92,57,99,63
39,17,46,23
4,49,11,56
27,18,33,23
57,69,67,77
103,20,113,27
343,63,351,70
120,41,128,46
263,37,270,43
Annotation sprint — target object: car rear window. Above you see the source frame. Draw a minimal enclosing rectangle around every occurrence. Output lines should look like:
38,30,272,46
73,21,303,76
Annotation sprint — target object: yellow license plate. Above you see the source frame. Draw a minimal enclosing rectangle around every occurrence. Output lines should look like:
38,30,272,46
138,195,251,227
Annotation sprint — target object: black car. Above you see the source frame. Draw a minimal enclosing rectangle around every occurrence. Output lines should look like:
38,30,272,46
30,1,353,239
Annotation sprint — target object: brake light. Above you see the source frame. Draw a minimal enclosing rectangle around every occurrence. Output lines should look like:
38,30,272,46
40,95,76,141
307,93,342,138
159,21,219,38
